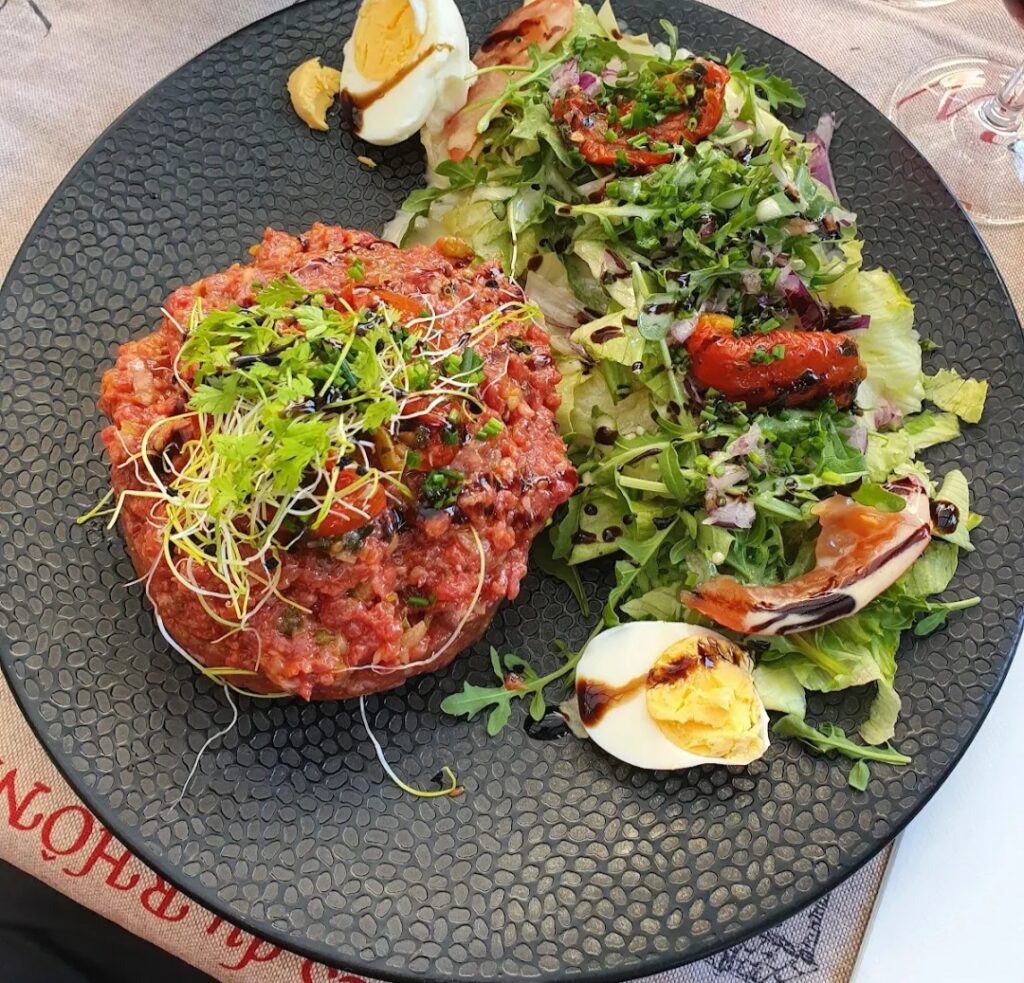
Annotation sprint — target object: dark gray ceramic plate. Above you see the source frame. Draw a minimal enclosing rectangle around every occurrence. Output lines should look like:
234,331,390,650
1,1,1021,980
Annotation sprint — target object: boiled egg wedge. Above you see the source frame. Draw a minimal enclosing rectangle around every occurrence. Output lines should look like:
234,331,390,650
575,622,770,770
339,0,473,145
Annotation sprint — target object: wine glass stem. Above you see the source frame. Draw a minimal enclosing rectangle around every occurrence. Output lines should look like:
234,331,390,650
978,61,1024,134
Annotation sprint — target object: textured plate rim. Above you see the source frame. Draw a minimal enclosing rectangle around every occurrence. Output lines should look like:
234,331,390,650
0,2,1021,980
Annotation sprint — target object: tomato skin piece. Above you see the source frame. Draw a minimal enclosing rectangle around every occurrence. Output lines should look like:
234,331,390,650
551,59,731,173
309,467,387,538
684,313,866,409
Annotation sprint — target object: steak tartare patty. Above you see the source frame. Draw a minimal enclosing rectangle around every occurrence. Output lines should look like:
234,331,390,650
98,224,576,699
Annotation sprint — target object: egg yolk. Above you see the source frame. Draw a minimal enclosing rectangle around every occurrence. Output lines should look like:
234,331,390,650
645,637,762,760
352,0,424,83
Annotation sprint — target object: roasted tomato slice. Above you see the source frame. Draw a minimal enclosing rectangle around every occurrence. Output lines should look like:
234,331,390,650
551,92,674,170
339,284,424,320
309,466,387,537
647,60,731,144
552,58,731,173
683,477,932,634
684,312,866,409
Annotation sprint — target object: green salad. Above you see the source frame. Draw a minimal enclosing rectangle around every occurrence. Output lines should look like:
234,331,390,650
388,1,988,774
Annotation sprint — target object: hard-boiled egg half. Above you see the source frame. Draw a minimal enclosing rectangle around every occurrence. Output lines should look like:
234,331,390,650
576,622,770,770
339,0,473,145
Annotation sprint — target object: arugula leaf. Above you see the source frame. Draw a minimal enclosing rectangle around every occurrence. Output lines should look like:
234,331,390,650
773,714,911,765
531,532,590,616
435,158,488,189
440,644,581,735
605,520,678,623
401,185,448,217
912,609,948,636
726,50,806,109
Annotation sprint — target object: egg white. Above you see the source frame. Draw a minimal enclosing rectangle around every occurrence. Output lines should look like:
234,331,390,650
576,622,770,771
340,0,472,146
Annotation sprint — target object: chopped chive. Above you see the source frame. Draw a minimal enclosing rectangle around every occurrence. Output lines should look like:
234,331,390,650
477,417,505,439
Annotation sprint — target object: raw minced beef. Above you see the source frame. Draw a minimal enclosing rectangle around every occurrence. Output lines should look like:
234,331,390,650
98,224,576,699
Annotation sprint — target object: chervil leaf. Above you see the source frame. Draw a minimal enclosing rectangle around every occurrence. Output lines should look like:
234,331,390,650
255,274,307,307
190,379,239,415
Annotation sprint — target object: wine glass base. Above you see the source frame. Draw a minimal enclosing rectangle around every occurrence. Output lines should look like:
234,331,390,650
888,57,1024,226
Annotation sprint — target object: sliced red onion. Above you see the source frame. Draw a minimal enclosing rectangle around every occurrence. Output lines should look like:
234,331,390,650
785,217,818,236
576,175,612,202
602,249,629,277
726,421,764,460
777,265,825,332
602,56,624,85
869,401,903,431
708,464,749,493
669,314,698,344
846,421,869,453
751,241,770,265
705,464,749,510
548,57,579,97
524,270,586,334
825,308,870,333
740,270,762,294
579,71,601,97
704,499,756,529
808,113,838,198
698,217,717,240
683,374,706,407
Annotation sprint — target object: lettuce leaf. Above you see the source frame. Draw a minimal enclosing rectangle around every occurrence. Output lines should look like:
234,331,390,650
753,664,806,716
923,368,988,424
819,268,924,417
933,469,975,551
571,311,645,366
864,410,960,481
859,681,902,746
898,540,959,596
